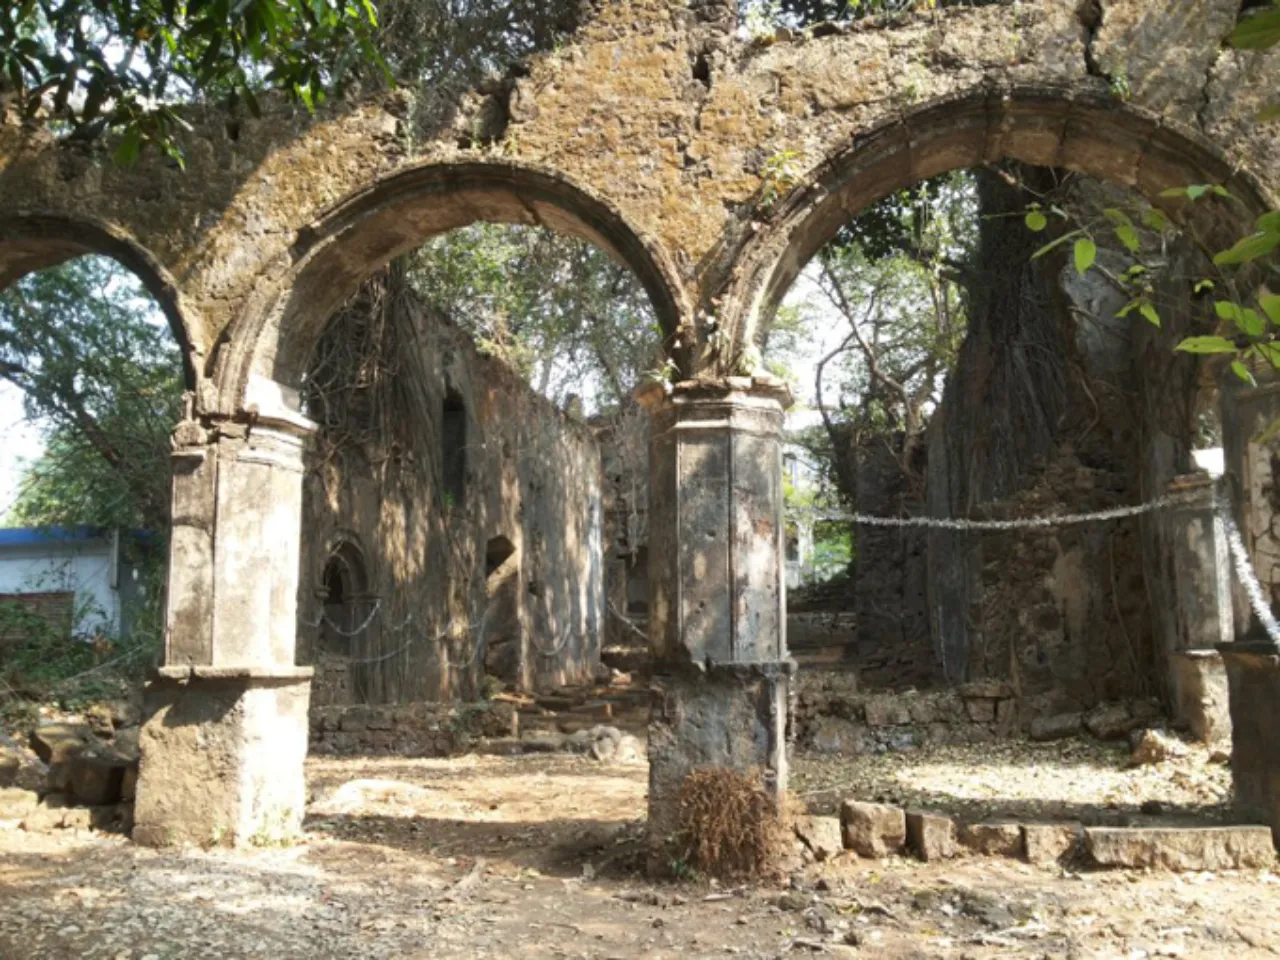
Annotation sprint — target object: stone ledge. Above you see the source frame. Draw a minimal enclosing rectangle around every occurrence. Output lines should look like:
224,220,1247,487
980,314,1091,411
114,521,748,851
1085,826,1276,871
153,665,316,681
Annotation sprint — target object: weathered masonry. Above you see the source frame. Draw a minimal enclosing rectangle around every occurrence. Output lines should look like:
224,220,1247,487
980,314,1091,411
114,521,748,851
297,269,603,707
4,0,1280,852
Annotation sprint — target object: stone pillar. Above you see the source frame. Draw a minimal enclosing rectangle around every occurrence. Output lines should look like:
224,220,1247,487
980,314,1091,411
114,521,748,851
1220,378,1280,845
1220,378,1280,638
133,400,316,847
1221,635,1280,845
1160,474,1233,742
637,376,794,870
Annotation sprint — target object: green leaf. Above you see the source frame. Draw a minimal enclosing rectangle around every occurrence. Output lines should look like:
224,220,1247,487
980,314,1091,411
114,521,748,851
1256,342,1280,368
1024,210,1048,232
1215,300,1242,322
1074,237,1097,276
1116,299,1140,319
1263,294,1280,326
1231,6,1280,50
1193,279,1215,294
1214,230,1280,266
1139,301,1161,328
113,126,142,167
1232,360,1258,386
1238,309,1266,338
1257,211,1280,237
1103,208,1133,227
1175,336,1239,354
1031,229,1084,260
1186,184,1210,201
1141,208,1170,232
1114,223,1140,253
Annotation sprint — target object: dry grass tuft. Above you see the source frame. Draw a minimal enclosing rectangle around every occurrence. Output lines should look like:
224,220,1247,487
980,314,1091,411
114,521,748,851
675,767,788,879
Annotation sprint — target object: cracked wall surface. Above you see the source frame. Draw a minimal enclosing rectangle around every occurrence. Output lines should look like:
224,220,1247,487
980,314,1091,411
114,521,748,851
1,0,1277,420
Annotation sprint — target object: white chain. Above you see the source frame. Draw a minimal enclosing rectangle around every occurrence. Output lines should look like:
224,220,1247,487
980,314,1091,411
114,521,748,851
1216,494,1280,644
788,489,1203,531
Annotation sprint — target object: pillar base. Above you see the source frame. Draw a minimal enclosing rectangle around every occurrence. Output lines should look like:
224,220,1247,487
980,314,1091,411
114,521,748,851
1220,641,1280,846
133,666,312,847
646,660,793,873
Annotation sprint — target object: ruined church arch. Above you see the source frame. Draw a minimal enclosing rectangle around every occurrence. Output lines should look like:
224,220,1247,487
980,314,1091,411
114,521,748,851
0,214,201,389
211,161,691,416
719,88,1276,359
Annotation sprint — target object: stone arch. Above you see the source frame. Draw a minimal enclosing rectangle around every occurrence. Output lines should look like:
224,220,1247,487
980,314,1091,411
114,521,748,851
0,213,202,389
212,160,690,416
720,86,1278,362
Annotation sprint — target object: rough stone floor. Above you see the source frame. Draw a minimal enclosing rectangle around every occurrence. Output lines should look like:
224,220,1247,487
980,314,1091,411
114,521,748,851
1,748,1277,960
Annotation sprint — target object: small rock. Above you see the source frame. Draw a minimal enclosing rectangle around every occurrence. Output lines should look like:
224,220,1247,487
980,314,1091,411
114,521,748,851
1130,729,1188,766
863,696,911,727
1084,702,1135,741
959,822,1023,857
794,815,843,862
1209,748,1231,765
905,810,956,861
840,800,906,858
774,891,808,912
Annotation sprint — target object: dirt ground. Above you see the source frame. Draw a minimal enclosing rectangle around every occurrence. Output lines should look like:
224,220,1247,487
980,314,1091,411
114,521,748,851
1,747,1278,960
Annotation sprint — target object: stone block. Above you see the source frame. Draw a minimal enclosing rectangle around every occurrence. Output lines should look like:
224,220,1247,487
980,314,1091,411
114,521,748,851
1171,650,1231,745
963,698,997,723
840,801,906,858
1221,645,1280,842
647,663,790,872
69,756,127,806
338,706,370,732
906,810,955,861
133,673,311,848
995,698,1018,730
959,822,1024,857
120,765,138,802
806,717,867,755
864,696,911,727
30,724,91,764
365,708,394,731
958,680,1011,699
1085,826,1276,870
0,747,19,788
1023,823,1081,865
21,805,66,833
794,815,844,862
1084,702,1135,740
0,787,38,819
1030,712,1082,741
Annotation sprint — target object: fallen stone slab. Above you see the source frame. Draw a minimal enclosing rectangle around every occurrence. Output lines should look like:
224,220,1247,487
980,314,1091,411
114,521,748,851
0,748,19,788
1085,826,1276,871
0,788,38,819
1084,703,1135,741
1023,822,1081,865
1029,712,1082,741
69,755,128,806
30,724,92,764
840,801,905,858
959,822,1023,857
794,815,844,862
906,810,955,861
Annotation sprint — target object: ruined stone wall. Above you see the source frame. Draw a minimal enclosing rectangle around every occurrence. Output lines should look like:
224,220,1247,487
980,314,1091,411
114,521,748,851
295,273,604,702
308,700,518,757
4,0,1276,418
922,175,1205,715
592,409,651,649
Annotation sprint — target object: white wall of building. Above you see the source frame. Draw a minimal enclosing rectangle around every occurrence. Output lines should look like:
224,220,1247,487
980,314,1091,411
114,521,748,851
0,530,121,637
